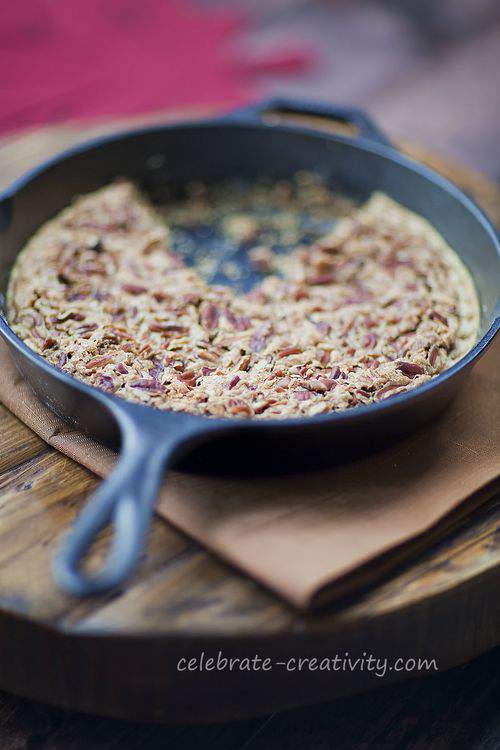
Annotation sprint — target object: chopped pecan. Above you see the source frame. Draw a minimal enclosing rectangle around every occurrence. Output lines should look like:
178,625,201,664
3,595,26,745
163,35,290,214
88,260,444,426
56,310,86,322
362,332,377,350
315,321,331,337
376,384,406,401
317,349,330,366
277,346,302,359
122,283,147,295
238,355,252,371
396,361,425,378
130,378,164,392
306,273,336,285
294,390,311,401
201,303,219,331
85,355,115,370
428,345,440,367
430,310,448,326
306,379,328,393
97,375,116,392
149,322,188,334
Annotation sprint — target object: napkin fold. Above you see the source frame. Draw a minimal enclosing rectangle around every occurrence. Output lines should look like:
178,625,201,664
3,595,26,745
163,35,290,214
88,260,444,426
0,339,498,609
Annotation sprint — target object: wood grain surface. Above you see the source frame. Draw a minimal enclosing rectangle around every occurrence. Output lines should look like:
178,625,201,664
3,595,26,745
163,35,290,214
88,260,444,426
0,107,498,723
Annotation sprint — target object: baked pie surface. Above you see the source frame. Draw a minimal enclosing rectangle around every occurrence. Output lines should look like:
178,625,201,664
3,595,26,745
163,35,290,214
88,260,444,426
7,181,479,419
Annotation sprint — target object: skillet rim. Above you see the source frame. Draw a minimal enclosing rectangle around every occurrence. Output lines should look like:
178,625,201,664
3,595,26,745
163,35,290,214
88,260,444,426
0,116,499,434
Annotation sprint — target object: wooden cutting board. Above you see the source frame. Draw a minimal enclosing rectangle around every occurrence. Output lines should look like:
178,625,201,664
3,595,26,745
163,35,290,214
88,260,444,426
0,107,499,723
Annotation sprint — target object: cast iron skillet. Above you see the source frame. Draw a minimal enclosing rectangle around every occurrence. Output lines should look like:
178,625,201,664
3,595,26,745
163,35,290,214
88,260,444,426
0,98,498,596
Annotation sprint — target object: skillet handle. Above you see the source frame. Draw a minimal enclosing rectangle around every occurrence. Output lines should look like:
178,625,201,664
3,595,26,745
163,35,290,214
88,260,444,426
52,416,179,596
228,97,393,148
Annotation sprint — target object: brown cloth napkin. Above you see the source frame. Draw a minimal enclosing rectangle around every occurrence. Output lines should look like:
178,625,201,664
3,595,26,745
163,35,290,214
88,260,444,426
0,338,498,609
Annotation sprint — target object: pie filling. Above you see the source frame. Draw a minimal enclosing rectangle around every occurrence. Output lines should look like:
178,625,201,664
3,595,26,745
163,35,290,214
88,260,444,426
7,180,479,419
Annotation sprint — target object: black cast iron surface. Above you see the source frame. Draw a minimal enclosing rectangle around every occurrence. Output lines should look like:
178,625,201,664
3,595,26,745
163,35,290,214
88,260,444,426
0,98,498,595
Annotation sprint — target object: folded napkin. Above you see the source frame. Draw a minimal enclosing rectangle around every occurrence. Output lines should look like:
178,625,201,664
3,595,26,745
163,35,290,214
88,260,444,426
0,338,498,608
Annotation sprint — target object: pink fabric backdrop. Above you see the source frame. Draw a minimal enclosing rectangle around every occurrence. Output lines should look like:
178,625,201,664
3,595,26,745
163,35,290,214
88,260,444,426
0,0,251,134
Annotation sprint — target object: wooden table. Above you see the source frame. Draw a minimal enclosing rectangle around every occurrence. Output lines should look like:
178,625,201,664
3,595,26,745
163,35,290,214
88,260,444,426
0,108,499,724
0,646,498,748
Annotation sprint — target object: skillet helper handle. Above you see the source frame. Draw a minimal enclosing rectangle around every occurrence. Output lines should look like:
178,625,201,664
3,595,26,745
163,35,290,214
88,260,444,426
53,424,172,596
230,97,393,148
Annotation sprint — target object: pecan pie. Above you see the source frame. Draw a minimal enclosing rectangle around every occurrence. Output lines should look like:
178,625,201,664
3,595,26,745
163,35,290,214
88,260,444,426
7,180,479,419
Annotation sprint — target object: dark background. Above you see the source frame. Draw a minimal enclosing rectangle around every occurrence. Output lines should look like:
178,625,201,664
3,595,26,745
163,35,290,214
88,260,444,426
212,0,500,178
1,648,499,748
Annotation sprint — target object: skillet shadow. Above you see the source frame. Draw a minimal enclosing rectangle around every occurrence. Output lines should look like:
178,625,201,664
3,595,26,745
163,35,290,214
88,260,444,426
166,405,448,534
176,404,448,478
